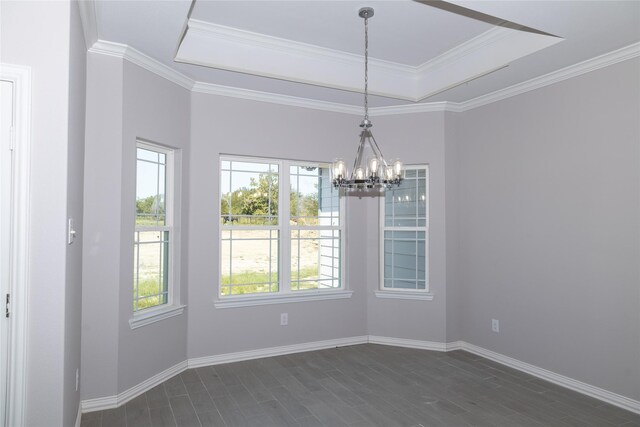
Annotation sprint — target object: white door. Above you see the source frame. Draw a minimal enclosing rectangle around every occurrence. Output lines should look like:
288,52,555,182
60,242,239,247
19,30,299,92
0,79,14,427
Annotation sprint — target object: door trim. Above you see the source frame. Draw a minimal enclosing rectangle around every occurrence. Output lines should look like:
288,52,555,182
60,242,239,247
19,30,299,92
1,63,31,427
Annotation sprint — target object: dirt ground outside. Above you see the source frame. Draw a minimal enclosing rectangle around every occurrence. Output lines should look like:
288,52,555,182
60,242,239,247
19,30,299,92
136,229,324,280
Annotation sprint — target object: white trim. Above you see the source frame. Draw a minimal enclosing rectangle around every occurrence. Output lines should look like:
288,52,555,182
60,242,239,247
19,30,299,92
445,340,465,351
368,336,448,352
457,41,640,112
188,336,369,369
214,290,353,309
374,290,434,301
80,336,366,413
371,102,458,116
87,39,639,115
192,81,362,115
77,0,98,50
0,63,31,427
78,336,640,416
128,304,185,330
176,20,560,101
80,395,118,414
75,402,82,427
81,359,188,413
377,337,640,415
379,165,430,294
88,40,194,90
461,342,640,415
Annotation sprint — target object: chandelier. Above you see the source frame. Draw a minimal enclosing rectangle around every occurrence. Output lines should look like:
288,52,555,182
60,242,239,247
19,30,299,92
332,7,404,192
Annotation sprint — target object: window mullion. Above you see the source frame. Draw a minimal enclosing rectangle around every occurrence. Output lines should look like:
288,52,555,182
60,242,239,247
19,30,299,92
279,160,291,294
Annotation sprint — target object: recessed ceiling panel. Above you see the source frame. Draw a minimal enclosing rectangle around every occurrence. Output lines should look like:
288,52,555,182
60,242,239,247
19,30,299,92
176,1,563,101
189,0,493,66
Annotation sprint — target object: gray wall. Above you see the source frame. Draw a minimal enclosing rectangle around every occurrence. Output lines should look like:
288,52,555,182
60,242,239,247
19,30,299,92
444,112,461,343
64,1,87,426
365,112,449,343
78,45,639,407
1,1,84,425
82,52,124,400
118,61,190,392
457,58,640,400
187,94,369,359
81,56,190,399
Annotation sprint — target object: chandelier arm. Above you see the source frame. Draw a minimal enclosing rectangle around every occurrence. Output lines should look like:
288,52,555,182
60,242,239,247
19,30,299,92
368,132,388,166
351,132,367,178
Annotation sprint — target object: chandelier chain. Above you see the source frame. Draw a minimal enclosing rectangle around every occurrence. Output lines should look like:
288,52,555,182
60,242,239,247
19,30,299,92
364,13,369,122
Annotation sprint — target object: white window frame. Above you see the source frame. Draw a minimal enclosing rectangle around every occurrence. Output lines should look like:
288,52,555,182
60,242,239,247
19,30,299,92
216,155,351,308
377,164,433,301
130,140,184,329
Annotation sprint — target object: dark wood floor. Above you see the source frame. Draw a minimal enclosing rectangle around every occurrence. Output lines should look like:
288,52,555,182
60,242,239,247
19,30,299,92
80,344,640,427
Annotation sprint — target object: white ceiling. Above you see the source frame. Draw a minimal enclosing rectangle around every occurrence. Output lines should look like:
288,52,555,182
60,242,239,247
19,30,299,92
95,0,640,107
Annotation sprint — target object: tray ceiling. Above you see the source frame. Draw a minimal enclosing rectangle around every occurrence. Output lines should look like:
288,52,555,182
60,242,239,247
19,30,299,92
94,0,640,107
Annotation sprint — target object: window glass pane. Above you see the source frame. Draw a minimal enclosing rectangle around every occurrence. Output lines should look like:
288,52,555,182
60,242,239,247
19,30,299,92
220,161,278,225
382,168,428,291
133,230,169,310
136,150,166,226
137,147,158,162
384,169,427,228
220,229,279,296
134,144,172,313
291,229,340,291
290,165,339,226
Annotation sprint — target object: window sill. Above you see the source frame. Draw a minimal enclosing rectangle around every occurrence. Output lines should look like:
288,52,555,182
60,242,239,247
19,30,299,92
129,304,186,329
374,290,434,301
214,290,353,309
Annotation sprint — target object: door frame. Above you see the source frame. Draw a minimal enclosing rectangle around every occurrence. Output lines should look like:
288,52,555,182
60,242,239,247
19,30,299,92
1,63,31,427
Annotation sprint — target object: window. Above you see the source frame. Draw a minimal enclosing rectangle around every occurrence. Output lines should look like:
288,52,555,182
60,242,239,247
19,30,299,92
380,165,429,294
219,157,343,300
133,142,176,312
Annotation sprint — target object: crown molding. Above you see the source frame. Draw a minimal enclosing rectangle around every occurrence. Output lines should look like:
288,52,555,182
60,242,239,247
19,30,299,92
177,19,417,100
89,40,194,90
177,19,561,102
77,0,98,50
88,40,639,116
187,19,413,75
370,102,457,116
192,81,362,115
416,27,510,75
457,41,640,112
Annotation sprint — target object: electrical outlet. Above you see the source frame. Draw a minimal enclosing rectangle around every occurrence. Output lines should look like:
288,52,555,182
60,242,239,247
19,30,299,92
280,313,288,326
75,368,79,391
491,319,499,333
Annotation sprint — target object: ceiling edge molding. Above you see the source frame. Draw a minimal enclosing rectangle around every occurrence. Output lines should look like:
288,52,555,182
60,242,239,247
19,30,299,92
369,102,457,116
186,19,415,73
458,41,640,111
77,0,98,50
89,40,195,90
416,27,510,74
87,40,639,116
192,82,362,115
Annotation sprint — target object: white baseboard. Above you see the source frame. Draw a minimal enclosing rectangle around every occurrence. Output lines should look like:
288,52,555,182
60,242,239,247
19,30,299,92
80,336,367,413
189,336,368,369
81,360,188,413
80,335,640,416
368,335,448,352
461,342,640,415
75,402,82,427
